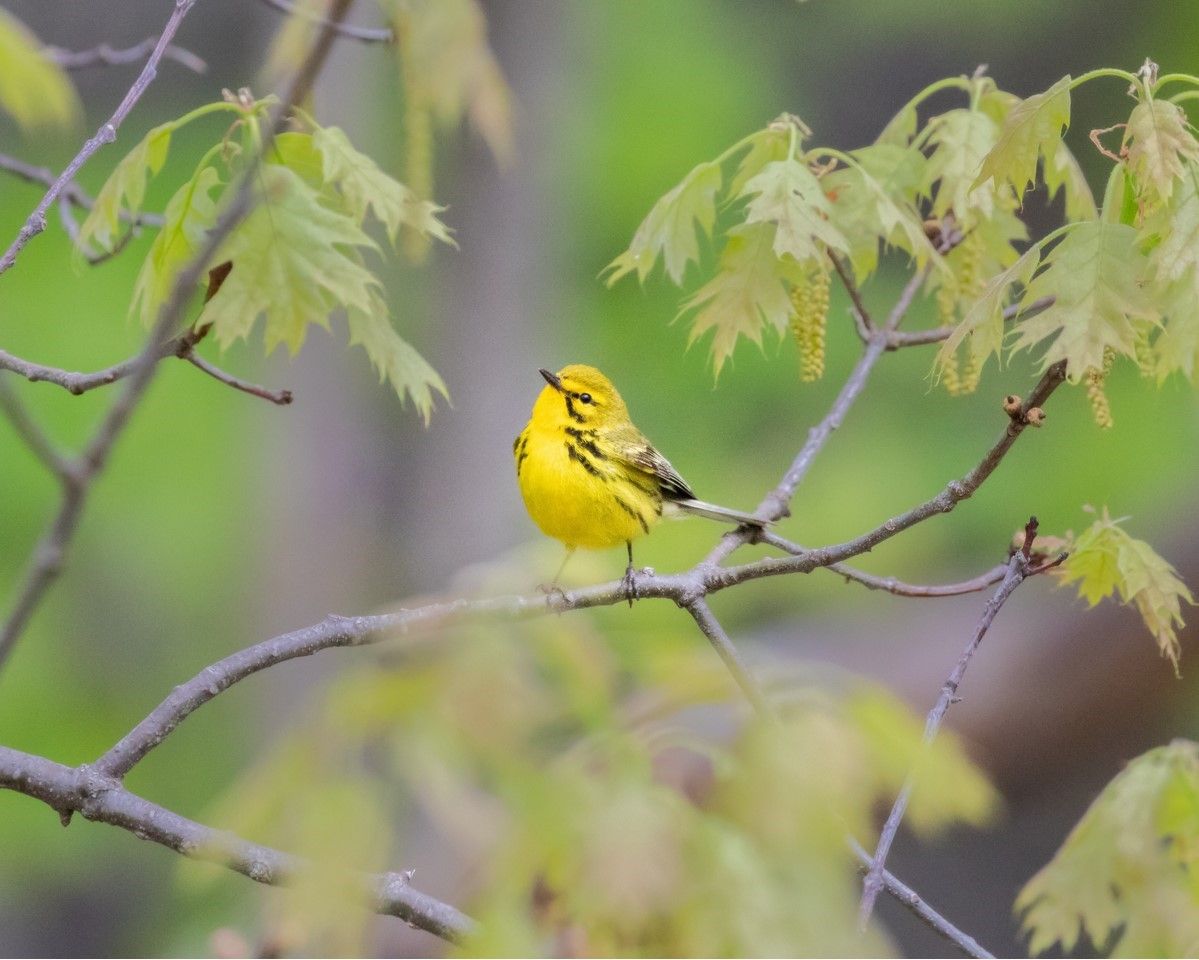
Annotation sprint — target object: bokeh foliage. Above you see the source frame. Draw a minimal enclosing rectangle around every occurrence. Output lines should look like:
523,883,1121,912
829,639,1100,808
193,549,997,955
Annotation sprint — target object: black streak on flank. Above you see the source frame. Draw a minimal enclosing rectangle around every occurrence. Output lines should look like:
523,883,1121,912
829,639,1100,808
565,427,606,460
563,395,586,424
515,434,529,477
566,442,605,479
614,495,650,533
625,472,659,498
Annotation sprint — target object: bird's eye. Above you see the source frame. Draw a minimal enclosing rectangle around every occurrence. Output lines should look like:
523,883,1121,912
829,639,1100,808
579,393,592,404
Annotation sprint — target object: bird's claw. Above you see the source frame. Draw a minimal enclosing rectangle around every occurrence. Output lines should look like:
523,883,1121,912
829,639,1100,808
537,582,568,606
621,564,639,607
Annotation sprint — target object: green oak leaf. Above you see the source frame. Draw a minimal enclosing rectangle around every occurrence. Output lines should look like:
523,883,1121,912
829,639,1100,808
682,222,797,374
1052,509,1193,669
740,158,849,263
1124,98,1199,206
312,125,453,246
974,75,1071,197
1018,741,1199,955
1012,222,1156,377
80,122,174,252
605,160,723,286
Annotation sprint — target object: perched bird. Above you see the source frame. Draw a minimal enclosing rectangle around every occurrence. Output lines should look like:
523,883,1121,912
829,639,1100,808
514,364,767,599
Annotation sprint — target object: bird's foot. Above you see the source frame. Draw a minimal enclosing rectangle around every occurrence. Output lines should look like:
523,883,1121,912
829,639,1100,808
537,582,568,607
621,563,639,607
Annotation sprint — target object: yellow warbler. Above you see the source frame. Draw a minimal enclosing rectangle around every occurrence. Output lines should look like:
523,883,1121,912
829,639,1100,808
515,364,766,596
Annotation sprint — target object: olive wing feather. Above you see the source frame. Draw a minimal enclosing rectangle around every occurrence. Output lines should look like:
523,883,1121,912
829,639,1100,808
616,437,697,502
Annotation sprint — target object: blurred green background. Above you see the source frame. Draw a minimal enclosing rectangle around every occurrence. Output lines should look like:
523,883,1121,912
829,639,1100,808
1,0,1197,955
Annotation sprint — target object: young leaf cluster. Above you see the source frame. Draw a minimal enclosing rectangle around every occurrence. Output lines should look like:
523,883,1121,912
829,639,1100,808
1018,739,1199,956
606,64,1199,406
944,66,1199,393
1044,508,1194,671
77,95,454,420
605,113,939,373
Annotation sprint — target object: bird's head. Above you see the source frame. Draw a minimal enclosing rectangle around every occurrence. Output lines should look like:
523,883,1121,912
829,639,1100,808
533,364,628,429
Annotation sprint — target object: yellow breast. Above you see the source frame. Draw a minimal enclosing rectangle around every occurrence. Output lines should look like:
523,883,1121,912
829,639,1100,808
514,421,661,550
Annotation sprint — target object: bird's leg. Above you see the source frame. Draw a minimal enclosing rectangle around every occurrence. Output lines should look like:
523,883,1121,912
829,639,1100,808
621,541,638,607
538,547,575,603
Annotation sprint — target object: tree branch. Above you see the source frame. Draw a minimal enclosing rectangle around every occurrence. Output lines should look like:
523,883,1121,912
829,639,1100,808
93,363,1067,776
712,360,1068,591
682,598,774,718
829,252,876,334
704,334,891,569
257,0,396,43
0,0,197,276
0,333,291,405
848,838,994,958
0,337,193,394
856,519,1065,928
883,266,932,332
757,531,1008,597
828,561,1007,598
44,39,207,73
885,295,1057,350
0,152,164,231
0,745,473,943
181,349,294,405
0,374,75,479
84,567,1001,955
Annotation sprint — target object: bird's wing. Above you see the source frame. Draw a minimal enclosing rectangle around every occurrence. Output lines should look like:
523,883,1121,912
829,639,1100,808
610,427,696,502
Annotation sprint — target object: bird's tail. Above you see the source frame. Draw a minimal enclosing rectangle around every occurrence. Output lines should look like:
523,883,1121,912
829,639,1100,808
674,498,770,528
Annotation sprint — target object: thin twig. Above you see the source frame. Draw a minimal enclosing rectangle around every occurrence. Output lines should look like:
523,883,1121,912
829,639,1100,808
54,194,138,266
829,252,876,334
0,152,164,230
682,598,774,718
856,519,1065,929
755,334,888,518
704,333,891,569
0,375,76,479
0,326,204,673
884,266,931,331
0,335,290,404
44,39,207,73
181,350,294,405
0,0,197,276
829,561,1007,597
0,340,186,394
758,531,1008,597
710,360,1068,592
848,838,995,958
886,296,1057,350
257,0,395,43
0,745,473,943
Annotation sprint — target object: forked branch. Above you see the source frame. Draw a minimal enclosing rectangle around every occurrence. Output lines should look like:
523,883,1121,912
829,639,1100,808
0,0,199,276
856,518,1068,928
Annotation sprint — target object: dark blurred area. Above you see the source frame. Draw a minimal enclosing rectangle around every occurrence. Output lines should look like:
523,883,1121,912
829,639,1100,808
1,0,1196,955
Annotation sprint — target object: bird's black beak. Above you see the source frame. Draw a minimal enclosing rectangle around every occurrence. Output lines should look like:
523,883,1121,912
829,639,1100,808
539,368,562,391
